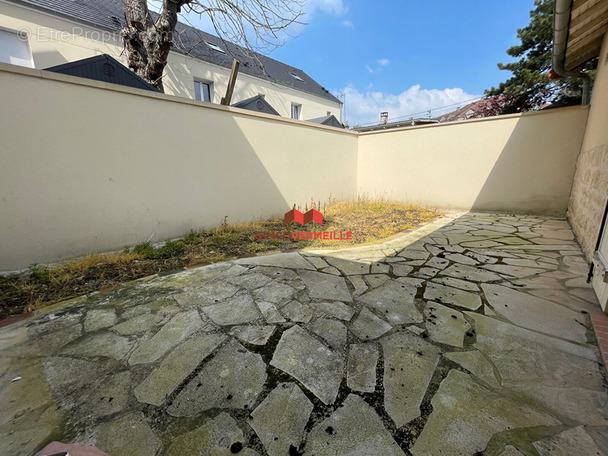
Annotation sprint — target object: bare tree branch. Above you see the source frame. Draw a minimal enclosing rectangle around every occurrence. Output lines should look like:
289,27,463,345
122,0,305,91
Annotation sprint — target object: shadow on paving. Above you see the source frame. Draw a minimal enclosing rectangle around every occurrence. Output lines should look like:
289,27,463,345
1,212,607,456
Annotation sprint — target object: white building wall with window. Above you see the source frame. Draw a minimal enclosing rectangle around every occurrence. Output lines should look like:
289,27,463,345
0,0,341,120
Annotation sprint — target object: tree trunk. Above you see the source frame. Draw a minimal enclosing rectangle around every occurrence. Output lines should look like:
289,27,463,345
122,0,187,92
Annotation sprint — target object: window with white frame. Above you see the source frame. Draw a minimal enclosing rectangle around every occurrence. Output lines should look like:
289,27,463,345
0,28,34,68
194,80,213,102
291,103,301,120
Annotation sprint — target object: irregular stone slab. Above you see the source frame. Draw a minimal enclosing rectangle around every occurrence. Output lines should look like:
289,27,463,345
2,358,56,429
253,282,295,305
325,257,370,275
202,292,261,326
444,253,478,266
151,262,234,288
95,413,160,456
166,412,251,456
280,300,314,323
323,266,341,275
499,446,525,456
310,301,355,321
406,325,425,336
381,331,441,427
441,264,502,282
134,333,226,406
305,394,405,456
250,266,299,281
392,264,414,277
502,257,557,269
175,281,240,307
357,281,422,325
350,308,392,341
298,269,352,302
468,313,602,390
121,299,180,320
460,239,501,248
431,276,479,292
227,272,272,290
424,302,471,347
398,249,430,260
81,371,130,417
27,316,79,349
169,339,266,416
229,326,275,345
365,273,391,288
129,310,204,365
0,401,64,456
270,325,344,405
84,308,116,332
43,357,117,408
347,343,379,392
515,384,608,425
482,284,587,343
257,301,286,323
62,332,134,361
482,264,546,278
533,426,604,456
348,275,368,297
235,252,315,270
113,313,164,335
304,255,330,269
425,257,450,270
528,288,597,313
250,383,313,456
411,370,559,456
424,282,481,311
307,318,347,349
371,262,390,274
569,287,598,304
444,351,500,388
414,267,440,279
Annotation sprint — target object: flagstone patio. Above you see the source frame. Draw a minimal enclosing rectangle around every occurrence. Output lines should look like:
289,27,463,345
1,213,607,455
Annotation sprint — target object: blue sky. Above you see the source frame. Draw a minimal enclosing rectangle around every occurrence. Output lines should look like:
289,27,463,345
178,0,536,126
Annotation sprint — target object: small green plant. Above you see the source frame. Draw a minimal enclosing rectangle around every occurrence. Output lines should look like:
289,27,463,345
30,265,53,283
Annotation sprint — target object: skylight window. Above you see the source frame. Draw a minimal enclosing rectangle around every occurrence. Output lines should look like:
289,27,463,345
290,73,304,81
205,41,225,53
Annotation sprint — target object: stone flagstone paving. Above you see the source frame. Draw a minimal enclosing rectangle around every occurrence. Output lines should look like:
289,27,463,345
1,213,608,455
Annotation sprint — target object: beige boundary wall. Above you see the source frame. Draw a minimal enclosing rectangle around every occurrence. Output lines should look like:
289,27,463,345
358,106,589,214
568,32,608,262
0,63,591,271
0,63,357,271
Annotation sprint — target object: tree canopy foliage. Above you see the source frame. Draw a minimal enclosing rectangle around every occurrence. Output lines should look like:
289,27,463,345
486,0,596,113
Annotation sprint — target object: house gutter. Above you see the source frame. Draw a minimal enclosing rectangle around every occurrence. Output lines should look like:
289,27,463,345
552,0,592,104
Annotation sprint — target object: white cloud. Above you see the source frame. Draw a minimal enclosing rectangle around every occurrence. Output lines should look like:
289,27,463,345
339,85,481,127
305,0,347,16
365,64,375,74
341,20,354,29
377,58,389,66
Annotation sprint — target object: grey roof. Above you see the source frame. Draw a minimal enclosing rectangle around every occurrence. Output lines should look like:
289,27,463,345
11,0,341,104
307,114,344,128
232,95,280,116
45,54,159,92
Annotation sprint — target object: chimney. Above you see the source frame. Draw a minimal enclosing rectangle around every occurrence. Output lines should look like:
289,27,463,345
380,112,388,124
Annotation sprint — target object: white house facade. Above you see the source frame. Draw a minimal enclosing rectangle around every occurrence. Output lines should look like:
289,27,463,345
0,0,342,121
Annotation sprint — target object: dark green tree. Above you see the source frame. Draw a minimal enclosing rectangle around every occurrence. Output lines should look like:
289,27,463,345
486,0,595,113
